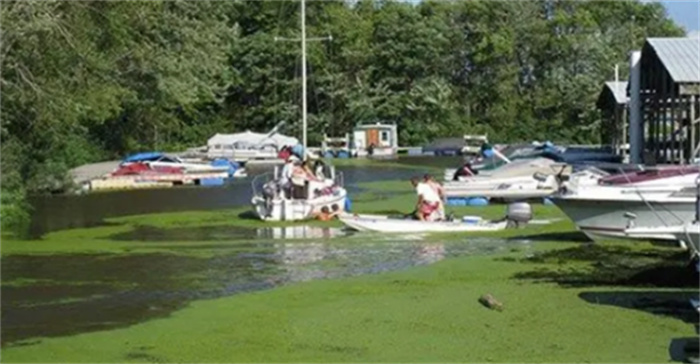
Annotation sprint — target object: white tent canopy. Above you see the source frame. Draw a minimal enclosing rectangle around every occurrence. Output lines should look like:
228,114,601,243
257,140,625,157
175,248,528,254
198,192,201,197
207,131,299,150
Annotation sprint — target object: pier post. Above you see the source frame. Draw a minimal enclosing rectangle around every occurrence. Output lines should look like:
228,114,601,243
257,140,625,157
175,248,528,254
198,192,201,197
629,51,642,164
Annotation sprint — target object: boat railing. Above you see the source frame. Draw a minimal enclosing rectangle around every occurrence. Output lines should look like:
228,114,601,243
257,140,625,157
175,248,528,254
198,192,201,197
334,170,344,188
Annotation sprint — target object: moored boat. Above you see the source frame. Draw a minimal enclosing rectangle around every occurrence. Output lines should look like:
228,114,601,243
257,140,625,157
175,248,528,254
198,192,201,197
339,203,533,233
624,222,700,251
551,165,699,241
339,213,509,233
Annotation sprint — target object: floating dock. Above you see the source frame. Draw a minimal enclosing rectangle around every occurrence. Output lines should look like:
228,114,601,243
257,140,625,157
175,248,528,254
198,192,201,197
86,172,231,192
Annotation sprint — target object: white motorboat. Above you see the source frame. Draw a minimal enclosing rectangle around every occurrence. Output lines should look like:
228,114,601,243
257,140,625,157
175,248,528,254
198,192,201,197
120,152,245,176
552,166,700,242
625,222,700,251
339,203,533,233
339,213,508,233
250,0,347,221
251,164,347,221
443,158,570,200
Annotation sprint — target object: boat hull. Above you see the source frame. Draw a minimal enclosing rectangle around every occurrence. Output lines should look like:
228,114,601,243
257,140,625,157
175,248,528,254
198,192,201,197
553,198,695,241
252,189,347,222
625,223,700,251
339,213,508,233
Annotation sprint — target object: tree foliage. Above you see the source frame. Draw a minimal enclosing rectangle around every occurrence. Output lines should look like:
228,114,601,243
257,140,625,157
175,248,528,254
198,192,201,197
0,0,685,233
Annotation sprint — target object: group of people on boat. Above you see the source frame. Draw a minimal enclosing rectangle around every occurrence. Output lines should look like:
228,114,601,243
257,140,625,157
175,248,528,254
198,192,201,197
411,174,446,222
273,155,336,200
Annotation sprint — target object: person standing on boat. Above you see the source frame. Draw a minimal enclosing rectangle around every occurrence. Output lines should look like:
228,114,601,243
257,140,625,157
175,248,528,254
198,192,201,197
280,156,297,199
424,174,446,220
411,177,441,221
313,159,326,180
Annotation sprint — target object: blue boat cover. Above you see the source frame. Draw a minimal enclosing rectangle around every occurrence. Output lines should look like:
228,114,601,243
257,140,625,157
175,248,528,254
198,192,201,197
123,152,163,163
211,158,241,177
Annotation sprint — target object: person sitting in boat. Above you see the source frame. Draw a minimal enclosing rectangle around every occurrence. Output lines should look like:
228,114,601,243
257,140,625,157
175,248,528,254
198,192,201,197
424,174,446,220
411,177,442,221
453,162,477,181
314,204,341,221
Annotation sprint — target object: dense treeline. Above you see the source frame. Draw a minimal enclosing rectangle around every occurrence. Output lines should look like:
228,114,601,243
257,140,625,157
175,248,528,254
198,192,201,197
0,0,684,233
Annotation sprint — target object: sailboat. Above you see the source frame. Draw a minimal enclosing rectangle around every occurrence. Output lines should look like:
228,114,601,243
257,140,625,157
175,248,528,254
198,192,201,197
250,0,348,221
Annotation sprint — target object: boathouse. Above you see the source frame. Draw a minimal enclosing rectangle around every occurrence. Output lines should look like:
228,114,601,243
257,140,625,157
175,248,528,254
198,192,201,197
596,81,629,158
352,122,398,158
636,37,700,164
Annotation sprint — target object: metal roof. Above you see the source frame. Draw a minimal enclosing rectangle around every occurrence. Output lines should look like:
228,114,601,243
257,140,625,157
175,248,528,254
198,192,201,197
645,37,700,83
603,81,628,104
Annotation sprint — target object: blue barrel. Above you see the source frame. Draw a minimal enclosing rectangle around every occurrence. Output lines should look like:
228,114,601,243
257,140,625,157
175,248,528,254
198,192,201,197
447,197,466,206
344,197,352,212
466,197,489,206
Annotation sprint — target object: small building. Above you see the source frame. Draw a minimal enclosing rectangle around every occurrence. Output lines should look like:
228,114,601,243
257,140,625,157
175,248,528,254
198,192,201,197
637,37,700,164
352,122,398,158
596,81,629,158
207,131,299,161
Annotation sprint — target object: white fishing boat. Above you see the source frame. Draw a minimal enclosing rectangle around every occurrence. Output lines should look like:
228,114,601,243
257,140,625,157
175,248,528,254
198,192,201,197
623,182,700,252
625,222,700,251
552,166,700,241
339,214,508,233
120,152,246,177
443,158,570,200
249,0,347,221
339,203,533,233
251,165,347,221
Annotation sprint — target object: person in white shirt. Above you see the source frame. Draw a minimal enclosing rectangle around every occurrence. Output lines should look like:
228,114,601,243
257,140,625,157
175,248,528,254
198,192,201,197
279,156,297,199
411,177,441,221
424,174,446,220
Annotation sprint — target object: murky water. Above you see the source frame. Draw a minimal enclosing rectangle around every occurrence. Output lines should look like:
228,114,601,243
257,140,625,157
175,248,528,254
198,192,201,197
1,227,528,346
27,163,430,238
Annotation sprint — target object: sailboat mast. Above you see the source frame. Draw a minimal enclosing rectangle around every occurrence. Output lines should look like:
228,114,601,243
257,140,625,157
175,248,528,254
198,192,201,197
301,0,308,161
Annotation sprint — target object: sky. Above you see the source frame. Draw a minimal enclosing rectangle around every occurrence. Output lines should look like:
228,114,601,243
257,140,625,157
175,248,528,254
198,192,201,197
402,0,699,36
659,0,700,35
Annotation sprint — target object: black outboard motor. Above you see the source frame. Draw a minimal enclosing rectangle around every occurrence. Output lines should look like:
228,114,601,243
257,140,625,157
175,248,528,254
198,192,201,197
505,202,533,228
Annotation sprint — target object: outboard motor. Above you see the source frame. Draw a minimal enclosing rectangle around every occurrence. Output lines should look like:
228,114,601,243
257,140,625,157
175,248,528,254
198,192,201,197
506,202,533,228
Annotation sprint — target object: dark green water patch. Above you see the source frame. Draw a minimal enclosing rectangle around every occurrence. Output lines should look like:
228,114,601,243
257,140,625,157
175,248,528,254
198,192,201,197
1,236,527,346
110,224,258,242
110,225,350,242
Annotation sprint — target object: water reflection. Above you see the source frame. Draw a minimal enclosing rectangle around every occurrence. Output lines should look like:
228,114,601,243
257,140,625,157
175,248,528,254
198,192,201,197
258,226,349,240
111,225,350,242
1,236,526,346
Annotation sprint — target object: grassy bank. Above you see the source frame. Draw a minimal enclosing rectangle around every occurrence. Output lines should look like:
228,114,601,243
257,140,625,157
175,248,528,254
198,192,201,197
2,240,696,363
2,179,697,363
